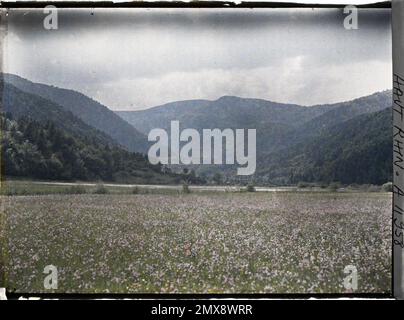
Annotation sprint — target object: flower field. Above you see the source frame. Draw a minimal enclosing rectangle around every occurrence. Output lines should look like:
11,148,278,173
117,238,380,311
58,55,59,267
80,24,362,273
1,191,392,294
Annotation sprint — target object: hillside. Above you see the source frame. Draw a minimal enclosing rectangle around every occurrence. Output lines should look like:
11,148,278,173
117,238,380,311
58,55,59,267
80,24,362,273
3,73,148,153
118,92,391,132
282,91,392,151
0,113,193,184
117,92,391,156
117,92,392,185
118,97,314,132
259,107,392,185
2,72,391,186
2,80,116,146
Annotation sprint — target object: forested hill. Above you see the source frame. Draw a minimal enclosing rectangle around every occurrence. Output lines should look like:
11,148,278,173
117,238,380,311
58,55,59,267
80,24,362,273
2,80,116,146
258,107,392,185
3,73,148,153
0,113,196,184
1,72,392,186
118,92,392,185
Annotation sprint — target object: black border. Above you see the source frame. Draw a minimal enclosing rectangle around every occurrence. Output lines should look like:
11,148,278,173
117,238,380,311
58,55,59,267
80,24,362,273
0,0,395,300
0,1,392,9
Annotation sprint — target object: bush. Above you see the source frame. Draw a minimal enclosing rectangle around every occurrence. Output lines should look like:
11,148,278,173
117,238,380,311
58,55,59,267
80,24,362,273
94,184,109,194
246,184,256,192
182,182,191,194
382,182,393,192
18,188,29,195
297,181,309,189
348,183,360,190
328,182,340,192
319,182,328,189
68,185,87,194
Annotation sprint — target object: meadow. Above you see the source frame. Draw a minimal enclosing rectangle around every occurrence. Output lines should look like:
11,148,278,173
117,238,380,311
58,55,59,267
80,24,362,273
1,190,392,294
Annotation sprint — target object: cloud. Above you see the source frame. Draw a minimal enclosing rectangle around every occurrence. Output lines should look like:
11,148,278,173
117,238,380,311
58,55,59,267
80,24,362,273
3,7,392,109
94,57,391,109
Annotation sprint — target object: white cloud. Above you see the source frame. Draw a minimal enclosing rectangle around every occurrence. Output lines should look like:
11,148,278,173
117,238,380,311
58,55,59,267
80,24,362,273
4,7,392,110
94,57,391,110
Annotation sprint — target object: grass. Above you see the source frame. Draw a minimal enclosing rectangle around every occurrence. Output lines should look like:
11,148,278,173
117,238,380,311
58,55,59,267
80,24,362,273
1,191,391,294
1,180,392,196
0,180,184,196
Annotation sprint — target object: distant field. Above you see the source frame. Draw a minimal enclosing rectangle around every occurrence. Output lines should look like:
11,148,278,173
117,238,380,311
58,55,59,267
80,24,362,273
0,179,390,196
1,191,391,294
0,180,182,196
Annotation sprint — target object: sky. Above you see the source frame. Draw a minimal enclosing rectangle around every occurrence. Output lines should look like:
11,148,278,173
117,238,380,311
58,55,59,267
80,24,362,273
3,7,392,110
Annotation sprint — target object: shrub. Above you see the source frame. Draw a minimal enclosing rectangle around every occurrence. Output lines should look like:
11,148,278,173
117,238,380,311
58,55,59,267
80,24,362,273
94,184,109,194
182,182,191,194
328,182,340,192
348,183,360,190
297,181,309,189
382,182,393,192
18,188,29,195
246,184,256,192
319,182,328,189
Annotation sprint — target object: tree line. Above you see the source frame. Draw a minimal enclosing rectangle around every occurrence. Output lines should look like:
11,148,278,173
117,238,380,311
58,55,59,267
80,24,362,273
1,113,203,184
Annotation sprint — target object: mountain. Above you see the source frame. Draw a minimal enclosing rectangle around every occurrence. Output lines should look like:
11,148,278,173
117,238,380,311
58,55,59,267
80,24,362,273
0,77,201,184
117,92,391,154
2,71,391,185
118,92,391,133
259,107,392,185
118,96,328,134
1,80,116,146
2,73,148,153
0,112,194,184
281,91,392,151
117,92,392,185
118,96,326,159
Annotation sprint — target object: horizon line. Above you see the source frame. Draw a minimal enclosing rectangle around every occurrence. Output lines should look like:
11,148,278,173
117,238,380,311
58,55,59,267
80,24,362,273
2,72,392,113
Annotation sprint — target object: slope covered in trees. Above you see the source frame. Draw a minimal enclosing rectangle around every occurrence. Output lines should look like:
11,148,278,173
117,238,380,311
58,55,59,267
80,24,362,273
3,73,148,153
2,81,116,146
1,113,196,184
1,72,392,186
258,107,392,185
118,93,392,185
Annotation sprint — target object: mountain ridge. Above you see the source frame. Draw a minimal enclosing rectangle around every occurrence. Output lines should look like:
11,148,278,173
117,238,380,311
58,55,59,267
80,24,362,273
2,73,392,185
117,91,392,134
116,89,392,112
117,90,392,185
2,73,148,153
1,80,117,147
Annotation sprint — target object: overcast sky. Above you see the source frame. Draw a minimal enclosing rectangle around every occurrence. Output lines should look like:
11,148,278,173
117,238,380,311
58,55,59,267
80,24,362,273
4,7,391,110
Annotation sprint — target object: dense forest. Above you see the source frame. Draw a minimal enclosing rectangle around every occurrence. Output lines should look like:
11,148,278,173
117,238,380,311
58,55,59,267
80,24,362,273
120,93,393,186
0,113,201,184
259,108,393,186
1,73,393,187
4,73,148,153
